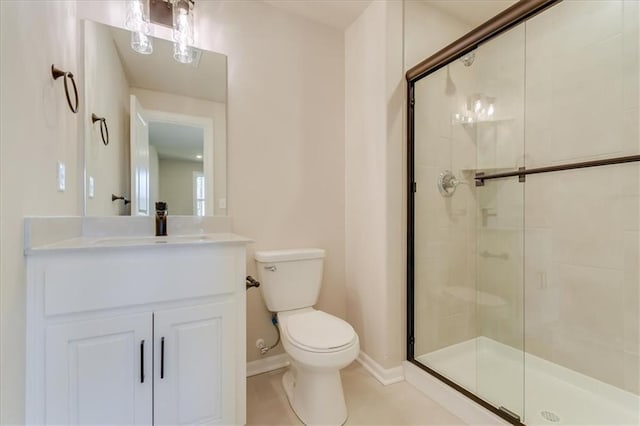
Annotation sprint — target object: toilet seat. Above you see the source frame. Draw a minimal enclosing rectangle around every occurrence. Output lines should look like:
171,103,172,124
285,310,356,353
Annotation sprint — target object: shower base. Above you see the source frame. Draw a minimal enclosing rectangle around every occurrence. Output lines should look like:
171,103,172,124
416,337,639,425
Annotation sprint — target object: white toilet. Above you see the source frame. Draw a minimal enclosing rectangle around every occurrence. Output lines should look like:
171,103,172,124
254,248,359,426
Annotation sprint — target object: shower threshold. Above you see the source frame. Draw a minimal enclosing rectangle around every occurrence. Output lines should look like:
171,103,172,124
415,337,639,425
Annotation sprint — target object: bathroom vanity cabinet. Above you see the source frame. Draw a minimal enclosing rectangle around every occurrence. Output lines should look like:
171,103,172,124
24,235,249,425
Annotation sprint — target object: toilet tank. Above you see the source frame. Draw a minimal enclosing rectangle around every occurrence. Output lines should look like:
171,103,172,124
254,248,325,312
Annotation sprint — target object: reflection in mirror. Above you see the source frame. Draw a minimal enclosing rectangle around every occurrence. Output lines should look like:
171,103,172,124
83,20,227,216
149,122,204,216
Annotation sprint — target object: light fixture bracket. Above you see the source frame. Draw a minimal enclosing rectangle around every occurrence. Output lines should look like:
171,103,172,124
150,0,195,28
149,0,173,28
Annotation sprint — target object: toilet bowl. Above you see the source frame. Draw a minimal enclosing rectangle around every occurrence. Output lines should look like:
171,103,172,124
279,308,359,425
254,249,360,425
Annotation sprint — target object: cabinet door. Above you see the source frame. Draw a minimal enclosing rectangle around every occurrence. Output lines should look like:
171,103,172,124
154,302,235,425
45,313,153,425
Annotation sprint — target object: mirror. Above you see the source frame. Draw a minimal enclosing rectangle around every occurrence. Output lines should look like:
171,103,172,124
83,20,227,216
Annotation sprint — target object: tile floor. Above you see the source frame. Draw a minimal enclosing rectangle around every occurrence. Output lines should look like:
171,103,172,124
246,362,467,425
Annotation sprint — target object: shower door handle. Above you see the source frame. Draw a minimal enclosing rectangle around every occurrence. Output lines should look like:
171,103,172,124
140,340,145,383
160,337,165,379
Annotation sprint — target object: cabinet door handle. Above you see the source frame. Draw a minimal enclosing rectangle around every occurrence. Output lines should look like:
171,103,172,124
160,337,165,379
140,340,145,383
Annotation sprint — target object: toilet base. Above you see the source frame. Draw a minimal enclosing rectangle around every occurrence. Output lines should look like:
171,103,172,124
282,362,348,426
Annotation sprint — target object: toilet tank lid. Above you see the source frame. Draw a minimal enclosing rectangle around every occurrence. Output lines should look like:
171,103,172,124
254,248,325,262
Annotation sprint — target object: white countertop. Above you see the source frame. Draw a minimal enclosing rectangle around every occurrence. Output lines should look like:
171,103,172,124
25,233,252,254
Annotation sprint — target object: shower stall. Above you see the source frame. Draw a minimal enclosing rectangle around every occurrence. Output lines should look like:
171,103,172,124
406,1,639,425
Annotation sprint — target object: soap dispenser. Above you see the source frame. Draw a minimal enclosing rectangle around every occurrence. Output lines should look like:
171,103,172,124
155,202,168,236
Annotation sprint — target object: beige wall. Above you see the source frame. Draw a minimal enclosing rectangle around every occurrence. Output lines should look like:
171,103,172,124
345,0,404,369
0,2,82,424
215,2,346,362
158,158,203,215
84,20,130,216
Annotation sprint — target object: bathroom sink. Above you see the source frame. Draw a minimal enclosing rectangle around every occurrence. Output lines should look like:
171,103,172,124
25,233,252,253
87,233,252,247
90,234,215,246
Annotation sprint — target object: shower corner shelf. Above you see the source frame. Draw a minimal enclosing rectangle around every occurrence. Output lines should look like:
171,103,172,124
451,115,515,126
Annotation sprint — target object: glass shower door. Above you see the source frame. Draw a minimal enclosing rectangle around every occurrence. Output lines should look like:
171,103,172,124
473,23,526,420
411,21,526,422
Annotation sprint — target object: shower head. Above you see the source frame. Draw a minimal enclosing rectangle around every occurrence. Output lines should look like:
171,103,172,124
460,52,475,67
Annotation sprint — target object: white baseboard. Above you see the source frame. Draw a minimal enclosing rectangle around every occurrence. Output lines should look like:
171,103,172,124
403,361,508,425
246,353,290,377
356,351,404,386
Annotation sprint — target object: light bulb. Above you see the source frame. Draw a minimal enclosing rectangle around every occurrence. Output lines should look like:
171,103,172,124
172,0,194,45
126,0,150,34
131,31,153,54
173,42,193,64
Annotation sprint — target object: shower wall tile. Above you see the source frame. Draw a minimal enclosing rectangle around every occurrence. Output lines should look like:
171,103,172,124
521,175,552,229
624,352,640,394
437,312,477,349
524,0,638,168
523,228,558,336
476,182,523,230
415,136,452,168
476,228,524,349
622,0,639,112
524,164,638,392
624,231,640,355
415,166,451,229
556,263,625,348
549,167,624,270
622,108,640,154
451,125,476,171
621,195,640,232
552,328,626,390
414,225,448,260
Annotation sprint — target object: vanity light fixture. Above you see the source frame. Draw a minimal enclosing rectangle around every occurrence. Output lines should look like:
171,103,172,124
126,0,153,54
127,0,196,64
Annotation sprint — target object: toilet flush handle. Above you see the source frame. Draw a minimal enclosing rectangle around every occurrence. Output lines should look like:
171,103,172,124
264,265,277,272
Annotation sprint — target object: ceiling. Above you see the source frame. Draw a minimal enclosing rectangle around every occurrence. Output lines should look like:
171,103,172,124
149,122,204,162
263,0,372,29
111,26,227,103
262,0,515,30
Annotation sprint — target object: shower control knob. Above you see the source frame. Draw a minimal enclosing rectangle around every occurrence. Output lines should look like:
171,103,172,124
437,170,466,197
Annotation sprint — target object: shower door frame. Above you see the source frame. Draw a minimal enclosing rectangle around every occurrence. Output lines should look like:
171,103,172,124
405,1,561,424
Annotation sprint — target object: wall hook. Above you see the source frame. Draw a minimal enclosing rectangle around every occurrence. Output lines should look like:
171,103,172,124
51,65,79,113
92,113,110,146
